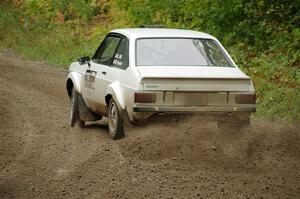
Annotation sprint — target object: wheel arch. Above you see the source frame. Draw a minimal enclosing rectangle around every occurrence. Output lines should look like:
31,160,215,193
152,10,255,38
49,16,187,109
105,82,125,110
66,72,82,97
66,78,74,97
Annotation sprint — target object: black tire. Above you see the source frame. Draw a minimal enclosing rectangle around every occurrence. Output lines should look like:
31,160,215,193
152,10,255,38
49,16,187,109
70,88,85,128
108,98,124,139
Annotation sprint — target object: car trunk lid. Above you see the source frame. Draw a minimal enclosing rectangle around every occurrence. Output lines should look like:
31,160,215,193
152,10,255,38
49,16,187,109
138,66,251,92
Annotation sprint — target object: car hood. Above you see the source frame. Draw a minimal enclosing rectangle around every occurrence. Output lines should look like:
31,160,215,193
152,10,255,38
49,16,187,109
137,66,250,79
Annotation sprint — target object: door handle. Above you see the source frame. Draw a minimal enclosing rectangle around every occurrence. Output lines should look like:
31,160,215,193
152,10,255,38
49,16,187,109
102,71,107,75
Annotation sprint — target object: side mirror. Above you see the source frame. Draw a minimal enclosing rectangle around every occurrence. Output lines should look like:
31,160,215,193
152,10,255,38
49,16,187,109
78,56,90,65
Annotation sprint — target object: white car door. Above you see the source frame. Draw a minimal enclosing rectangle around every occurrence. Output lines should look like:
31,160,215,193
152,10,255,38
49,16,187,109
83,34,123,115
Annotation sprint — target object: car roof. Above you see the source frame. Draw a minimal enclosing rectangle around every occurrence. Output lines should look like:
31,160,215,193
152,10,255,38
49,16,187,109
111,28,215,40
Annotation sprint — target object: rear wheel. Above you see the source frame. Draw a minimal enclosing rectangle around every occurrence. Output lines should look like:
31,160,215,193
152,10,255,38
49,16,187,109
108,99,124,139
70,88,85,128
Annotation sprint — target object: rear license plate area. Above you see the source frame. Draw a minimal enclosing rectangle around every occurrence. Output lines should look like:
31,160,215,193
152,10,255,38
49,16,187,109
174,92,208,106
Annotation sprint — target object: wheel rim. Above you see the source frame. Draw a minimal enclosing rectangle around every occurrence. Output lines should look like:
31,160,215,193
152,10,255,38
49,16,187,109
109,102,118,134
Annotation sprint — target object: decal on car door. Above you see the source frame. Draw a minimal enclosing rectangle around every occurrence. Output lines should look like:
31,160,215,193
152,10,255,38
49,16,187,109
84,70,97,90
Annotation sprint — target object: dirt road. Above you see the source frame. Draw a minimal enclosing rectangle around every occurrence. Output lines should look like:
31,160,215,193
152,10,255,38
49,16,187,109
0,53,299,199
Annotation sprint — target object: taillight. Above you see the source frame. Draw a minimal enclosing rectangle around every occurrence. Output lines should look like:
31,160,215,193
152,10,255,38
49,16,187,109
135,93,156,103
235,93,256,104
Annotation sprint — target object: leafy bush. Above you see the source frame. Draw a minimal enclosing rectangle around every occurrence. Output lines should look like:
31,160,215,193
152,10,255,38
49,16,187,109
0,1,110,65
19,0,101,26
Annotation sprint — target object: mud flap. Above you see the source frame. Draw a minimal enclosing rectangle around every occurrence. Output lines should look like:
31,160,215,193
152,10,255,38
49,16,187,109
120,108,134,128
78,94,102,121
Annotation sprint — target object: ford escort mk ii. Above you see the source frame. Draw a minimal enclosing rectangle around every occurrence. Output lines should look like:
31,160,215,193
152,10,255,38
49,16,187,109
66,28,256,139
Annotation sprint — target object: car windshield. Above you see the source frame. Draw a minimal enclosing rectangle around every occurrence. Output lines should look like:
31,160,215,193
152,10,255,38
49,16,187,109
136,38,234,67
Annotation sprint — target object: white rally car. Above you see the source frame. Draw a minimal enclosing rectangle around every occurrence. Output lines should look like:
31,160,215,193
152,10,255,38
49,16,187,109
66,28,256,139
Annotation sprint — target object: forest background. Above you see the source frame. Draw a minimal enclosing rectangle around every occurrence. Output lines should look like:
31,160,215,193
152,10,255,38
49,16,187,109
0,0,299,121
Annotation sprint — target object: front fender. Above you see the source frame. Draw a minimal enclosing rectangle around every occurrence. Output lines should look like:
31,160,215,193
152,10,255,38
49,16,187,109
105,81,125,110
67,72,83,95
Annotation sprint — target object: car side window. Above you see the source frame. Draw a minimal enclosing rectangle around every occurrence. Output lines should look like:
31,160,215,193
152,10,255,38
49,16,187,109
112,37,129,69
97,36,121,66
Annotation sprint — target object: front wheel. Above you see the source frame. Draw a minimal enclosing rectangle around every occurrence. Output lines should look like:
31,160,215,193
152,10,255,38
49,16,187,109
108,99,124,139
70,88,85,128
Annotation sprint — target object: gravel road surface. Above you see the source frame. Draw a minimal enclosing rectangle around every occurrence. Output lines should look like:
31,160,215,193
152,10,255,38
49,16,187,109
0,53,299,198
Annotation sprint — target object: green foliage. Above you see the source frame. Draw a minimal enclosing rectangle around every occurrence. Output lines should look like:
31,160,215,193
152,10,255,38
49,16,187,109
0,0,299,121
0,1,110,66
21,0,101,26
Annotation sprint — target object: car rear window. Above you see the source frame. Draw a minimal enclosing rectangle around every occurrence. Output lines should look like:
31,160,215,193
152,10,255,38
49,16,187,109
136,38,234,67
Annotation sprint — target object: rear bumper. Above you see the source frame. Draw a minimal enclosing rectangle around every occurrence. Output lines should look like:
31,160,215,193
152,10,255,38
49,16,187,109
133,105,256,113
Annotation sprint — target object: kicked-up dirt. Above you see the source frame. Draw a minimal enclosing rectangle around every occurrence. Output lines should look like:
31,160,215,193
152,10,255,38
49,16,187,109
0,53,299,199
